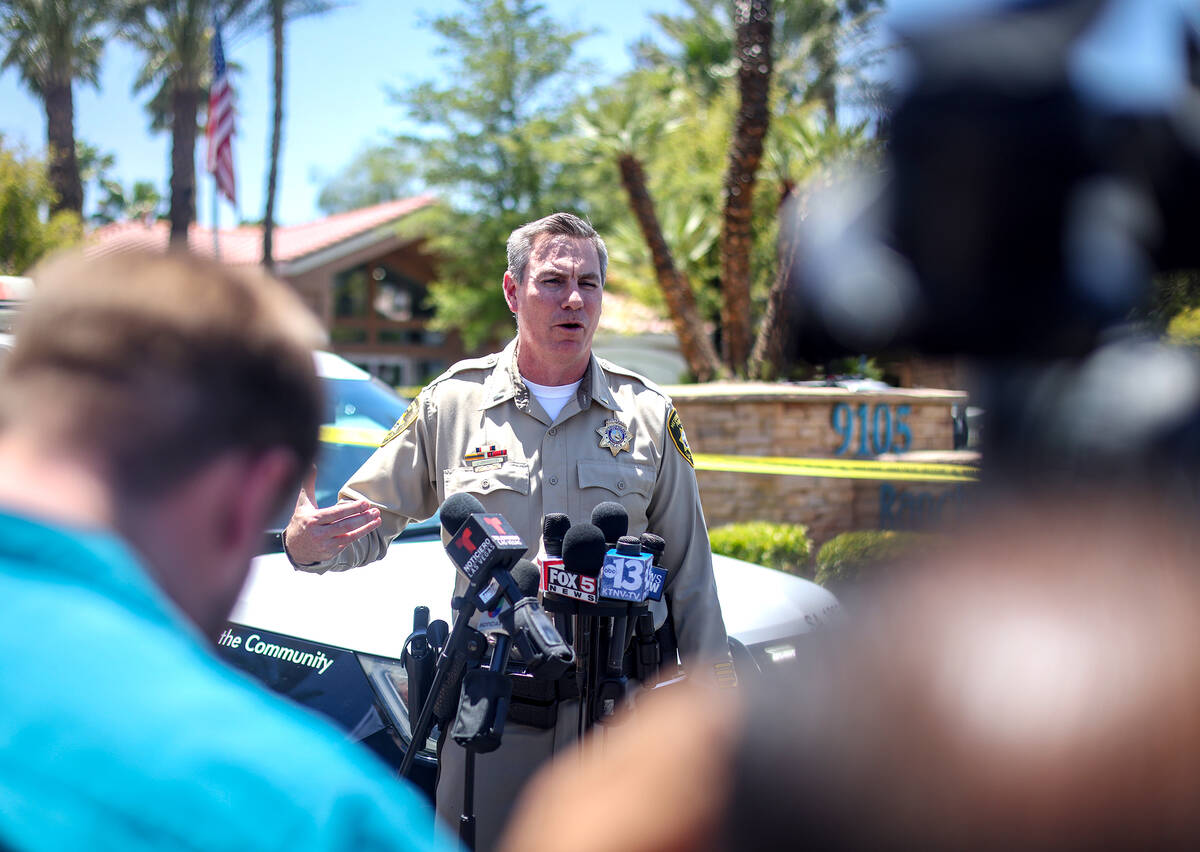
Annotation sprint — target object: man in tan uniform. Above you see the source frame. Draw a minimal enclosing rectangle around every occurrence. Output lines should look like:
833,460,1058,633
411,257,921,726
284,212,730,849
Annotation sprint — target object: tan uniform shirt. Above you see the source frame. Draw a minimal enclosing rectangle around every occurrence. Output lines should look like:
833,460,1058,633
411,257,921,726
292,339,729,666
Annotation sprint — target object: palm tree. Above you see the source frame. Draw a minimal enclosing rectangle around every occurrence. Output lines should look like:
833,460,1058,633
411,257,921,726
0,0,114,215
124,0,253,248
719,0,773,374
260,0,335,269
577,78,728,382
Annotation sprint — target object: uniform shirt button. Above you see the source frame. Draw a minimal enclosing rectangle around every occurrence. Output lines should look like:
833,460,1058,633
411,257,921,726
617,480,626,490
549,476,559,486
481,480,490,491
548,427,557,436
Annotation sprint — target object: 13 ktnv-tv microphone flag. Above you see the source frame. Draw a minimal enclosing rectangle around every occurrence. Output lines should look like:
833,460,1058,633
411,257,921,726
600,536,654,602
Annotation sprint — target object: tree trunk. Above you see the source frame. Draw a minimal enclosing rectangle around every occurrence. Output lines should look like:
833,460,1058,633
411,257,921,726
44,82,82,216
263,0,284,269
750,181,797,380
617,153,727,383
169,86,200,250
719,0,773,375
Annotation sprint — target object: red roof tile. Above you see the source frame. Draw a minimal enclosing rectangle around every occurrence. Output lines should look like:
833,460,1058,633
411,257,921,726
85,196,437,268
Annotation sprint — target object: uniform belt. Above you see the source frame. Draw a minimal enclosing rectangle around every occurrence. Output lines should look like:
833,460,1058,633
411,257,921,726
507,672,580,729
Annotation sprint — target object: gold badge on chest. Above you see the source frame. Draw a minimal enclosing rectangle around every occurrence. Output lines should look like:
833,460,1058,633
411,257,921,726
596,418,633,456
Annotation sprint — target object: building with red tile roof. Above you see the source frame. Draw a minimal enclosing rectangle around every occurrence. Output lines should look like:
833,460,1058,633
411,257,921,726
86,196,692,385
86,196,472,387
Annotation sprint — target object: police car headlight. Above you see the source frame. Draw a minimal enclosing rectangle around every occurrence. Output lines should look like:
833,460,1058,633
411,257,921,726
357,653,438,758
763,643,797,664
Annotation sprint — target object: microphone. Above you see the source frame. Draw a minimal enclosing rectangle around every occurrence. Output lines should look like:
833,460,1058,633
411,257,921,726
478,559,542,633
600,535,653,603
538,512,571,589
591,501,628,546
440,492,485,537
451,559,572,750
549,523,605,602
539,512,573,639
542,513,571,558
599,535,653,677
440,493,528,608
639,532,668,603
505,560,574,679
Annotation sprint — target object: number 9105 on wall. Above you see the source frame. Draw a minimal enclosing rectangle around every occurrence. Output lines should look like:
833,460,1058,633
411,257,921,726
832,403,912,456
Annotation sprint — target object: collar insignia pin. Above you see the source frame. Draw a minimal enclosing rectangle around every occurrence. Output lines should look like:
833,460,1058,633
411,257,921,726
596,419,633,456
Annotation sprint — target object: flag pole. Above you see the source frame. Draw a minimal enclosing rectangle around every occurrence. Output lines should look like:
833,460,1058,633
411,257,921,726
212,174,221,260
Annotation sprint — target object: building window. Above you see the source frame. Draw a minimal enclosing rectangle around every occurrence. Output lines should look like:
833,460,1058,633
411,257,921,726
373,266,432,322
333,267,369,319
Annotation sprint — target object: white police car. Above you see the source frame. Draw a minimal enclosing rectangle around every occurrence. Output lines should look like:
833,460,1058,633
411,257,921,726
217,352,843,797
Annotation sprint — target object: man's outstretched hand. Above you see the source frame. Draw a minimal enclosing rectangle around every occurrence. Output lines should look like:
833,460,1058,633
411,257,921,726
283,468,382,566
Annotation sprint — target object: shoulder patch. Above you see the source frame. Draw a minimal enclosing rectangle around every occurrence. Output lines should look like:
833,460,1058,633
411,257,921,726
381,398,420,447
667,407,694,467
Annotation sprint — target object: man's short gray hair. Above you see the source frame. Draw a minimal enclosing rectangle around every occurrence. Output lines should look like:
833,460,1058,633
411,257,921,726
506,212,609,285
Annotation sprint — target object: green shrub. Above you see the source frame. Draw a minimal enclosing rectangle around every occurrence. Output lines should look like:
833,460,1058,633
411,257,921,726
708,521,812,577
1167,306,1200,346
814,530,930,593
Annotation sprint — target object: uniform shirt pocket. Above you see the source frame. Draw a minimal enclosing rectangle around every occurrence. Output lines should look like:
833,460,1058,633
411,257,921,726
576,460,654,499
576,460,656,533
444,462,531,499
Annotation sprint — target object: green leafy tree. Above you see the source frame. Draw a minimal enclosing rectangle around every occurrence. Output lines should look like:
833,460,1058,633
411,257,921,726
0,141,82,274
612,0,886,378
0,0,116,215
314,141,419,215
123,0,255,248
576,74,727,381
388,0,598,348
92,178,164,224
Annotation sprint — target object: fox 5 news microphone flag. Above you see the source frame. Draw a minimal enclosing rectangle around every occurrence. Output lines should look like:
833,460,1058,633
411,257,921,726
206,15,236,206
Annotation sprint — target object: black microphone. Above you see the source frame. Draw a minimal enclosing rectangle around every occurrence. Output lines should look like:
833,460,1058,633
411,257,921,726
591,501,628,546
560,523,607,730
552,522,605,603
639,532,668,602
636,533,667,682
502,560,574,680
592,500,633,685
539,512,573,639
542,513,571,559
440,492,485,537
439,494,528,607
427,619,448,653
451,559,557,753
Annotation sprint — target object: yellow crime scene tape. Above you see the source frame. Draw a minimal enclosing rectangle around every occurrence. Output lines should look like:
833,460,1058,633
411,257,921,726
318,424,389,447
319,425,978,484
693,454,977,483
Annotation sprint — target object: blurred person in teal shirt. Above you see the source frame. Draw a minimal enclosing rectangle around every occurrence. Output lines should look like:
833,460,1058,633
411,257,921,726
0,250,459,852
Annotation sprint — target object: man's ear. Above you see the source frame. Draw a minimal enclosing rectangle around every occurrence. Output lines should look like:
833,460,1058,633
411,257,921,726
502,270,519,313
218,448,297,556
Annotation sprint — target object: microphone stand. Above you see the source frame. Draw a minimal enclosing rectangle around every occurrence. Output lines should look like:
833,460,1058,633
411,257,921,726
457,631,514,850
399,593,480,779
541,596,645,732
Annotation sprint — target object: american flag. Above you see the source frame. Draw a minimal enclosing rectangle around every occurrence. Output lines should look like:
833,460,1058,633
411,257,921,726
206,17,236,206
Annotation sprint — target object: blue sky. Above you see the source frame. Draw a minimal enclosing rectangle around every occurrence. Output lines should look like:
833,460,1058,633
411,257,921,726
0,0,686,228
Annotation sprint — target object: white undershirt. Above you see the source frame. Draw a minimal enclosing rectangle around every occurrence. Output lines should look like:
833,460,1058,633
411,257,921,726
523,377,583,421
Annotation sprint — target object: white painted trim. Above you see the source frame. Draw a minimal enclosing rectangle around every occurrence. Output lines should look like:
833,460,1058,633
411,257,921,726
279,227,416,277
